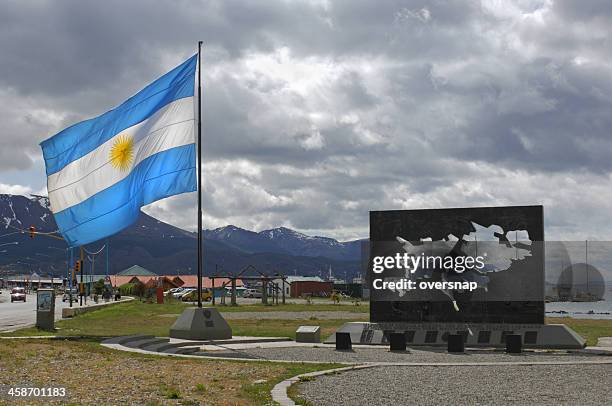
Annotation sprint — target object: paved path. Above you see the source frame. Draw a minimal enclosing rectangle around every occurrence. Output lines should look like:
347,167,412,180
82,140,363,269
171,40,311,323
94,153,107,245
597,336,612,347
238,346,612,364
0,293,111,332
0,294,66,331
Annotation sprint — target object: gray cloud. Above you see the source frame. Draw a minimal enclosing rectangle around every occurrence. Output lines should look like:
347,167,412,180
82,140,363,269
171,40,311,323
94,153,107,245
1,0,612,241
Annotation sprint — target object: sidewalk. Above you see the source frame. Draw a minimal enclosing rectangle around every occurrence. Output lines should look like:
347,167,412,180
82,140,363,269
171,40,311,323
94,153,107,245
61,296,132,318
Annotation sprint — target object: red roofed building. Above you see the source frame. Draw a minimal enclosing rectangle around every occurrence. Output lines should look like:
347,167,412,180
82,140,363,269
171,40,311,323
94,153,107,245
171,275,243,289
111,275,148,288
143,276,180,290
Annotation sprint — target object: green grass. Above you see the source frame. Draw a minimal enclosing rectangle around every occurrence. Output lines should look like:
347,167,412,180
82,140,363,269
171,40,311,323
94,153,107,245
545,317,612,346
207,301,369,313
159,383,181,399
241,362,344,405
0,338,344,405
231,318,355,340
288,382,315,406
3,301,611,348
0,300,365,339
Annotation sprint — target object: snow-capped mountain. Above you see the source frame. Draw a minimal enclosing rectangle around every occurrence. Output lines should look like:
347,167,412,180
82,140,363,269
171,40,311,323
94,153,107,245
0,194,362,278
0,194,54,232
205,225,364,260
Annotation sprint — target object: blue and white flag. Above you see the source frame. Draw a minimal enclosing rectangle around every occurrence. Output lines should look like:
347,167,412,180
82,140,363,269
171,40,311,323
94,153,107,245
40,55,198,247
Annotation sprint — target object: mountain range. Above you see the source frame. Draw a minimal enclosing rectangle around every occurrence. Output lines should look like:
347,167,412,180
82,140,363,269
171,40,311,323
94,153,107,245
0,194,364,279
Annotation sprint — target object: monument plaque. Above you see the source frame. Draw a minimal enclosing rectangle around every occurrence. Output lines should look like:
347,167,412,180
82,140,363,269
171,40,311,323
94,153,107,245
328,205,585,349
296,325,321,343
370,205,544,323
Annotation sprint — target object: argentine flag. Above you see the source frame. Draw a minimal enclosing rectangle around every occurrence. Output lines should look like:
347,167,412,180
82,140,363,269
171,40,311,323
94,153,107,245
40,55,198,247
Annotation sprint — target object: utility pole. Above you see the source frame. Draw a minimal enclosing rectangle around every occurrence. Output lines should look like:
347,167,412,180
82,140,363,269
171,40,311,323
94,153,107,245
79,247,84,306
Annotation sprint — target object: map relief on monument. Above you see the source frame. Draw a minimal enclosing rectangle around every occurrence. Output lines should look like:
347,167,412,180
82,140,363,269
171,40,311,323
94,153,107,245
386,222,533,311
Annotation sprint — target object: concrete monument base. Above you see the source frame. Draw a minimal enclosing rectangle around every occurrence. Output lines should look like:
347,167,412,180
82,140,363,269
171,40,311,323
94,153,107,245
169,307,232,340
326,322,586,349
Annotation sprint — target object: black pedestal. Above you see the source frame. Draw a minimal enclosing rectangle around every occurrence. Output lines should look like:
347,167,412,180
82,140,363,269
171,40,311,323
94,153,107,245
389,332,407,351
506,334,522,353
447,334,465,353
336,332,352,351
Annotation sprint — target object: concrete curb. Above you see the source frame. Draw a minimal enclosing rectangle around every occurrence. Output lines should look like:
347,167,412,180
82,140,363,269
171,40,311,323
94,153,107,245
271,365,372,406
61,297,133,318
100,342,348,364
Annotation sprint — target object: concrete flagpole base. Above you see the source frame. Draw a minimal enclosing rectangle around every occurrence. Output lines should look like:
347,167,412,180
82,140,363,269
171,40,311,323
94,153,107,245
169,307,232,340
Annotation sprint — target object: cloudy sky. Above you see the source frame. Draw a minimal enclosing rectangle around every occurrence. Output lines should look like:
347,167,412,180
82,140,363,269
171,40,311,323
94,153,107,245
1,0,611,241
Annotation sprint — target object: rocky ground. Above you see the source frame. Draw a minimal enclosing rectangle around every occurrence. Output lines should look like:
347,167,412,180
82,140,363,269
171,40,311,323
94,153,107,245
296,364,612,405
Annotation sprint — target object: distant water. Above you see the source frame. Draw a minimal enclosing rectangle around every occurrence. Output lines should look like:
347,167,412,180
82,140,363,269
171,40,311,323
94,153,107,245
546,288,612,319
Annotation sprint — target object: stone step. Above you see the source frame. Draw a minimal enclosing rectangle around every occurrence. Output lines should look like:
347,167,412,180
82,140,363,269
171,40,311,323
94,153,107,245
124,337,168,349
172,346,201,355
145,341,205,353
199,336,292,345
140,338,172,351
102,335,154,345
192,351,258,359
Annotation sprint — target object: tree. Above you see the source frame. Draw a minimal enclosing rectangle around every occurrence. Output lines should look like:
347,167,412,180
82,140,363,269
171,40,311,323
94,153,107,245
93,278,105,296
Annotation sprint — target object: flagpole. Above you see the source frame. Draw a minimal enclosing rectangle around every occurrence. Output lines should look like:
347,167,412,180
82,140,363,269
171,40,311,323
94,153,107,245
197,41,203,308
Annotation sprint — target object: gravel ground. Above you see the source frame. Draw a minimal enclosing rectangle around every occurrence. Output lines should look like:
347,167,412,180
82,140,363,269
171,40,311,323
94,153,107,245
238,346,612,364
297,364,612,406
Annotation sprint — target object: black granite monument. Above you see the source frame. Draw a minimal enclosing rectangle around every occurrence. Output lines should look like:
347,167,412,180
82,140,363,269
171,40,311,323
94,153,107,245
328,205,585,349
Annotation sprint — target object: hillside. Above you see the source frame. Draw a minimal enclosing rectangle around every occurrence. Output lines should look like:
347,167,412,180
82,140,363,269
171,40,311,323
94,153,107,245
0,194,363,279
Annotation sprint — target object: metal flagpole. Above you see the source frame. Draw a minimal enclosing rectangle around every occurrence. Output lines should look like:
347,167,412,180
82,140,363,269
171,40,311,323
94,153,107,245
106,238,109,278
197,41,203,308
79,246,84,306
69,247,74,307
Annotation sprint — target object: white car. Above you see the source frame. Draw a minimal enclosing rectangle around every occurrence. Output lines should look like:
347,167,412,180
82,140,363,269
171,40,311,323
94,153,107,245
169,288,186,298
62,288,79,302
10,287,26,302
164,287,182,296
243,288,262,298
173,288,195,299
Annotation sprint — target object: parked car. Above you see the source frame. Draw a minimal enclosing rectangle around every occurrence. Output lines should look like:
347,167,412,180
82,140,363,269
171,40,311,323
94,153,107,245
243,288,262,298
173,288,195,299
10,287,26,302
180,289,213,302
164,287,182,296
62,288,79,302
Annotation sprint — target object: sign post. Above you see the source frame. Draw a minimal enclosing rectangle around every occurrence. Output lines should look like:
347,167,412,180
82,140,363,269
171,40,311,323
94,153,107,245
36,288,55,330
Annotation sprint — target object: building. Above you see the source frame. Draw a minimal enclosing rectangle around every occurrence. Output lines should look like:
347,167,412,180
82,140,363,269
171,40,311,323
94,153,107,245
115,265,158,277
276,276,333,298
4,274,65,289
143,276,180,291
268,276,318,297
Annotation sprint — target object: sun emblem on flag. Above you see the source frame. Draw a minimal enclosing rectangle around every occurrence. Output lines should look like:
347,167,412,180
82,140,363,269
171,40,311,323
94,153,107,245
109,135,134,171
